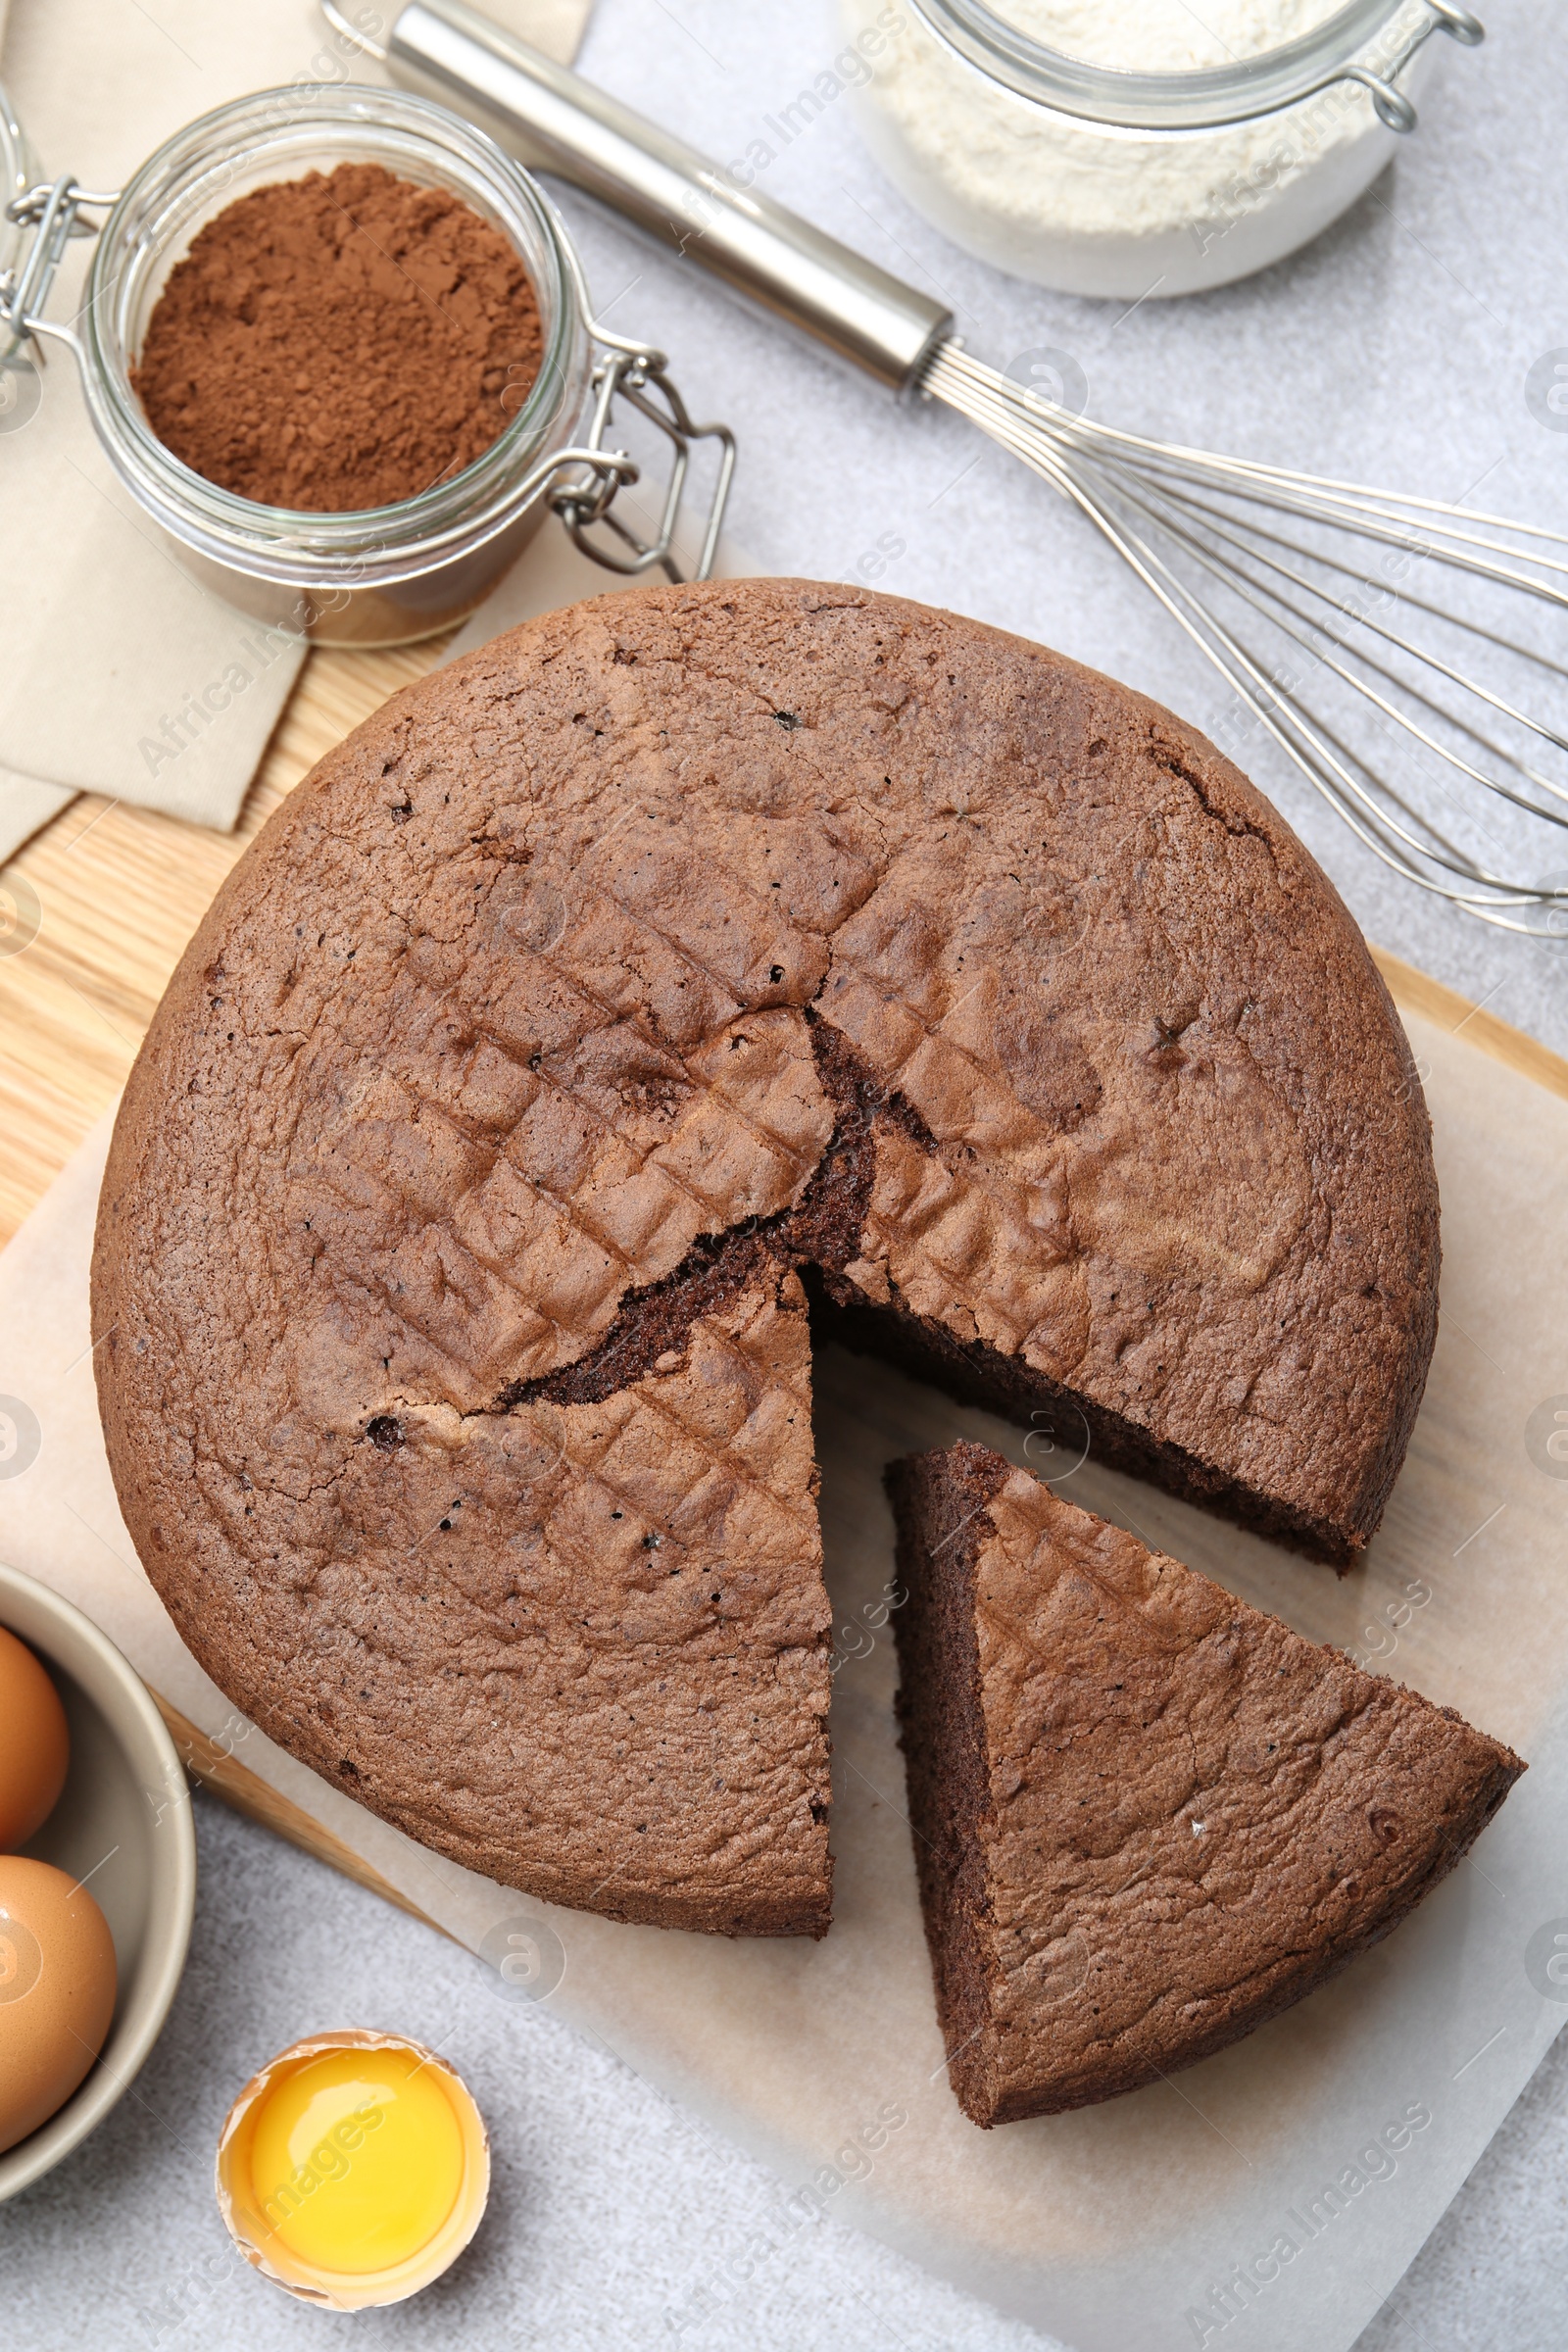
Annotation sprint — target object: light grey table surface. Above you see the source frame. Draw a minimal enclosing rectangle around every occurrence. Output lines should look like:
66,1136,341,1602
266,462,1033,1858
7,2,1568,2346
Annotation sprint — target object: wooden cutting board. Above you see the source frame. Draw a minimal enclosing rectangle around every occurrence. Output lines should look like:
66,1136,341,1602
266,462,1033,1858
5,641,1566,1930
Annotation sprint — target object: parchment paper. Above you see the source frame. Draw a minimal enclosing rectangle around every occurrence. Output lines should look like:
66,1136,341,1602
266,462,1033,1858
1,1005,1565,2352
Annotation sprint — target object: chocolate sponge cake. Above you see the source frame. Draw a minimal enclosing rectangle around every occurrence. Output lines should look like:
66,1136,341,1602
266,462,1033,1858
94,578,1439,1930
886,1444,1523,2124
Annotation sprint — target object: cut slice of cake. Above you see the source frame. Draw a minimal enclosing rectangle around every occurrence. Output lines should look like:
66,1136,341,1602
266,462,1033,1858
885,1442,1524,2125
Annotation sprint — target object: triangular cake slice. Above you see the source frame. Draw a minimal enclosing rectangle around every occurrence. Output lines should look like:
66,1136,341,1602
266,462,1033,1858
885,1442,1524,2126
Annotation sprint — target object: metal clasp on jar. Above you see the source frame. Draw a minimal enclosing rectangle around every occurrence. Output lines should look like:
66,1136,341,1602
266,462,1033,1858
1,174,119,355
555,324,736,582
1348,1,1485,135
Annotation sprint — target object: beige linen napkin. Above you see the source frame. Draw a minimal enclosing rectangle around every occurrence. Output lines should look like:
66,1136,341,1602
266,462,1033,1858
0,0,594,863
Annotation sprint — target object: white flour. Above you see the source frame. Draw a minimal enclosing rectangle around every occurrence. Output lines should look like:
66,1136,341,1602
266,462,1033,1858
843,0,1435,296
993,0,1346,74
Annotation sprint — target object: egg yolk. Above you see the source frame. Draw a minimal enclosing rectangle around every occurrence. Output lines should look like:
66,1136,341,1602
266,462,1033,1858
246,2046,465,2275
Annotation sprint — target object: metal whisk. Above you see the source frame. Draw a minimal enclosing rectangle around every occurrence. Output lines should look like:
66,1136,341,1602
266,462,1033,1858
330,0,1568,936
926,343,1568,935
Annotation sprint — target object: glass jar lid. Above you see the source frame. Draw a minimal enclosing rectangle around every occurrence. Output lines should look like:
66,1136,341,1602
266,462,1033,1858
904,0,1483,131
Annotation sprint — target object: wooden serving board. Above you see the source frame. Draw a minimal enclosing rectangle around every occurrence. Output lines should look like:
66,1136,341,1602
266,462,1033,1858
150,1691,447,1935
5,643,1567,1935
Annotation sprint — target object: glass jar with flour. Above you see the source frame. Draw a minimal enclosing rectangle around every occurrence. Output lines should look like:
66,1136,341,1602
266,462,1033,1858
842,0,1484,298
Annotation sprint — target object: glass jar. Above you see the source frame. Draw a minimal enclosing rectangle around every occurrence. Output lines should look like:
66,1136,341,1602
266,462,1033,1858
3,85,728,646
0,80,35,296
0,83,44,438
842,0,1483,299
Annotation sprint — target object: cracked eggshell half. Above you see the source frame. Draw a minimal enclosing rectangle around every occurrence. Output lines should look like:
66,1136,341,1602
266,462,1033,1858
216,2028,490,2311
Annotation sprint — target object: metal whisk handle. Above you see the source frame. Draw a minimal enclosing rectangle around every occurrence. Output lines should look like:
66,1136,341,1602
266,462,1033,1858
359,0,954,392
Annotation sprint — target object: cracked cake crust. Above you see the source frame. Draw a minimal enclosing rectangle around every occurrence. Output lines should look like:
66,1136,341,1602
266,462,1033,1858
886,1444,1524,2125
93,579,1439,1930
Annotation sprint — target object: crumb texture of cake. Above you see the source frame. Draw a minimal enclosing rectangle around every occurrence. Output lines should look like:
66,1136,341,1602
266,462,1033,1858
886,1442,1524,2125
95,580,1438,1931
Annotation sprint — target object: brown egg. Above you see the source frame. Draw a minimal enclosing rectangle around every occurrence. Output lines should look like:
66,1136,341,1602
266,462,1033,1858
0,1855,118,2154
0,1625,71,1850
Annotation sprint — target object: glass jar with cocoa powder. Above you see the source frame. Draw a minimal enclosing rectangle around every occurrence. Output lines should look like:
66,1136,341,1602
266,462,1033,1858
3,84,728,645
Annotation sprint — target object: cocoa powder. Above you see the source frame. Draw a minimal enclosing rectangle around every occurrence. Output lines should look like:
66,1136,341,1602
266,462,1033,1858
132,162,544,513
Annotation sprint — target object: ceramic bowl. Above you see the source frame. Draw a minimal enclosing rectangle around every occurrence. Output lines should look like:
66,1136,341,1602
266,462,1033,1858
0,1562,197,2201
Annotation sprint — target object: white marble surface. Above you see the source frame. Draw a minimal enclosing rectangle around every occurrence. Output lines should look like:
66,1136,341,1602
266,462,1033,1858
5,1,1568,2346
